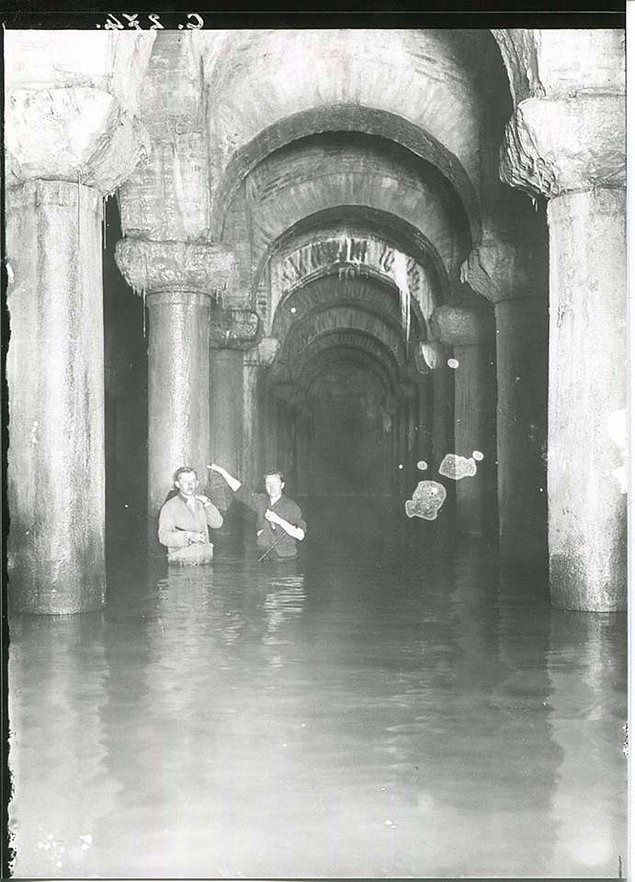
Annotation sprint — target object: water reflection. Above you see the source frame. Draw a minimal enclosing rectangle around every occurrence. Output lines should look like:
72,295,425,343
547,611,627,877
8,500,627,878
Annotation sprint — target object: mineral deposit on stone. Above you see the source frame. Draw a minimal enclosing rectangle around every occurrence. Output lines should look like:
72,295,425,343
405,481,447,520
439,453,477,480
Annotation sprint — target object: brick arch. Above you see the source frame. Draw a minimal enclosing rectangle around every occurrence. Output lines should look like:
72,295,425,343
269,238,432,342
280,306,407,375
258,205,449,295
290,331,402,393
231,132,468,292
301,347,396,399
212,105,479,246
271,268,426,349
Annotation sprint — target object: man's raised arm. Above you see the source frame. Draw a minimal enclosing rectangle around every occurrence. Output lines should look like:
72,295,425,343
208,463,242,492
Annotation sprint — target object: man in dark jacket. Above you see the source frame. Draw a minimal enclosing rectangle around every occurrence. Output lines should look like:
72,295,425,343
208,463,306,560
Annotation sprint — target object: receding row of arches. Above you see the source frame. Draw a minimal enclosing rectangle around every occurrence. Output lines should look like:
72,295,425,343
7,27,624,615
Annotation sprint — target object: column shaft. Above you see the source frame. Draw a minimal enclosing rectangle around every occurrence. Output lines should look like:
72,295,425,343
432,367,454,472
547,188,626,610
454,342,497,536
242,361,262,488
454,344,495,536
209,349,244,475
495,297,548,565
7,181,105,614
147,291,211,515
415,379,434,467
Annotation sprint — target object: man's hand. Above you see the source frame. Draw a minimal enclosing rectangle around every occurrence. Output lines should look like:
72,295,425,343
264,508,280,525
264,509,305,541
187,531,207,545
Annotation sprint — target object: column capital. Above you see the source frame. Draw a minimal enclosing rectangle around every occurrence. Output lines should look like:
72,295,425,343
430,304,493,346
5,32,155,194
492,29,624,198
500,94,625,198
413,341,447,375
115,238,237,301
244,337,280,367
210,308,261,350
461,239,546,304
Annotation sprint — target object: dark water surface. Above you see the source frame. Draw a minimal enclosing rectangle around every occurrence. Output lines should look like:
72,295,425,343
8,499,627,878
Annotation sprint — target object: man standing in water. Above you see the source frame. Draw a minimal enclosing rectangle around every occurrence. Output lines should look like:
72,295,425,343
209,464,306,560
158,466,224,564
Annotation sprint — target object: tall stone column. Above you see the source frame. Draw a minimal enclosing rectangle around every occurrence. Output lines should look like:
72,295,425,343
494,28,626,610
463,241,548,565
296,401,312,497
209,308,260,477
241,336,280,488
414,340,452,475
497,298,548,554
209,350,245,476
546,190,626,609
432,362,453,473
115,239,236,517
7,183,106,614
431,304,497,537
415,379,433,468
5,32,154,614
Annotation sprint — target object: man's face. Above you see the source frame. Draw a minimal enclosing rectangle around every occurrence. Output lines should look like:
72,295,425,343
175,471,198,497
264,473,284,499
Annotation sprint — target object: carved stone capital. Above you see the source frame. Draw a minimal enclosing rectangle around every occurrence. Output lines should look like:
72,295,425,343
491,29,624,106
430,305,493,346
461,240,546,304
244,337,280,367
413,341,447,375
210,309,261,350
5,87,151,195
115,238,237,300
500,94,625,198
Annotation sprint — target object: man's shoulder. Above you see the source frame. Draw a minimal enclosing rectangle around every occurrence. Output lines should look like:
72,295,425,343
280,494,302,512
161,494,187,513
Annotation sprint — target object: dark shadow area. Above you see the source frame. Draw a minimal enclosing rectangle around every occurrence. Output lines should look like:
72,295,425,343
103,196,148,564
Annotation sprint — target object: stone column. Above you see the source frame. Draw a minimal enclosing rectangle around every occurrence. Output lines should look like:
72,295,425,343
4,32,154,614
495,298,548,556
431,304,497,537
209,308,260,476
432,363,453,475
296,401,312,497
7,182,106,614
115,239,236,517
414,340,452,475
415,378,434,468
546,189,626,610
209,350,245,476
462,242,548,564
494,28,626,609
241,336,280,488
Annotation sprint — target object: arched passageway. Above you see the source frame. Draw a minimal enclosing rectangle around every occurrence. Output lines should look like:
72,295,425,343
5,24,626,882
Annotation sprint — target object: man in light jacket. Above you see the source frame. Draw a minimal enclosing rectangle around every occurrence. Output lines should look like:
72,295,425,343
158,466,223,565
